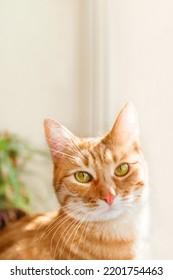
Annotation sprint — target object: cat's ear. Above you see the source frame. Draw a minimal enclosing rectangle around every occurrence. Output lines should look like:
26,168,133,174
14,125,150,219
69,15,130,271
44,119,76,158
109,102,140,145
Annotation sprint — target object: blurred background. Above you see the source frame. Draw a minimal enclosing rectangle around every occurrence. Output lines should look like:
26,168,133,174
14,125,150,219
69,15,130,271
0,0,173,259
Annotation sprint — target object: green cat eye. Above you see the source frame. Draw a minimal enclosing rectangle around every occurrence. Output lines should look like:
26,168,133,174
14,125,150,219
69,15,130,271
114,163,129,177
74,171,92,183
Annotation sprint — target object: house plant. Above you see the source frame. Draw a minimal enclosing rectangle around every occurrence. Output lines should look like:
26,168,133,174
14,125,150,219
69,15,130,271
0,132,47,213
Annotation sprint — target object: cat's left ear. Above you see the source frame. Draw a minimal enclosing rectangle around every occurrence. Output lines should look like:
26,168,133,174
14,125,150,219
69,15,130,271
109,102,140,145
44,118,76,159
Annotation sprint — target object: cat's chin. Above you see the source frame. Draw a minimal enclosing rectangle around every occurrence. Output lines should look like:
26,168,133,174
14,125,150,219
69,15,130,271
89,203,126,222
65,198,126,222
96,206,125,221
89,195,127,221
64,193,134,223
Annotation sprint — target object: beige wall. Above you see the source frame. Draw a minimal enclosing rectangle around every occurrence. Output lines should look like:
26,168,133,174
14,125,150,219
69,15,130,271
0,0,85,147
0,0,173,259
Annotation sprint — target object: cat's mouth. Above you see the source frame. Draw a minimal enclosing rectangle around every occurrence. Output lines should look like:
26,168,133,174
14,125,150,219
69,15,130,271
85,197,126,221
92,201,125,221
63,195,128,222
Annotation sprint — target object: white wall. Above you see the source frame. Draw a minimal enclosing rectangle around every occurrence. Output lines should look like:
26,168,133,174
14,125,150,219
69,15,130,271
0,0,85,146
0,0,173,259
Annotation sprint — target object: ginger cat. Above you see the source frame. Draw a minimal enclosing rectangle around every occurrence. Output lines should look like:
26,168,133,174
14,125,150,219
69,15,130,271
0,103,149,260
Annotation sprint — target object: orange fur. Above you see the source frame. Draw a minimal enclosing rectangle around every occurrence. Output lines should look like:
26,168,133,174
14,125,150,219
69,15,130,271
0,103,149,260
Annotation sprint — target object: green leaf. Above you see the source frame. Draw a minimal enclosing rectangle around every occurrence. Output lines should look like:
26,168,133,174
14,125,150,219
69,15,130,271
2,156,20,203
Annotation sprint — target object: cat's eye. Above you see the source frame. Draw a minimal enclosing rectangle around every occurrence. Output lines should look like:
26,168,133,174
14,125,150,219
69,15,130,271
74,171,92,183
114,163,129,177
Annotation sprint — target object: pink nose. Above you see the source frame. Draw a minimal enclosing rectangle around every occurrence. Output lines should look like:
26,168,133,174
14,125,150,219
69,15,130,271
101,192,116,205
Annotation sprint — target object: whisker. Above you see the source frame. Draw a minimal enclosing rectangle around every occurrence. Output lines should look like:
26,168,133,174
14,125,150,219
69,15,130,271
57,212,88,259
71,216,90,260
53,212,86,259
34,205,84,245
47,208,84,250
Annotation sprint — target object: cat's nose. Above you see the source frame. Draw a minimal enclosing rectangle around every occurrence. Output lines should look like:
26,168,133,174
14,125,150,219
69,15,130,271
101,192,116,205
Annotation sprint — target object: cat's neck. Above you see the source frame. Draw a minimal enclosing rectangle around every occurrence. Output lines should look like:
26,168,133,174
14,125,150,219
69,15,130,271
48,204,149,260
57,202,148,239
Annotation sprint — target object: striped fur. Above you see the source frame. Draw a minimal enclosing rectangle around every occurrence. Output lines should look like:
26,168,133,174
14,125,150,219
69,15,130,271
0,103,149,260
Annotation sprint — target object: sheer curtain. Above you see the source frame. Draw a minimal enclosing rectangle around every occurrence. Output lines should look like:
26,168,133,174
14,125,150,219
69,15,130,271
79,0,110,136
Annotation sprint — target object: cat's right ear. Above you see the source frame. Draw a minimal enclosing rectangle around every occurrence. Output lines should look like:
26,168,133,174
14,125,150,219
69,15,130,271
107,103,140,147
44,119,75,159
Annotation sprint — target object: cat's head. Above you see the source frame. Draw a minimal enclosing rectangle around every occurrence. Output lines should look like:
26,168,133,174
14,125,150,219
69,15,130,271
44,103,148,222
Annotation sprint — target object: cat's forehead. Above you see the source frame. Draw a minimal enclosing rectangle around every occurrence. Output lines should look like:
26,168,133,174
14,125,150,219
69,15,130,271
77,136,140,166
